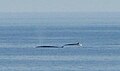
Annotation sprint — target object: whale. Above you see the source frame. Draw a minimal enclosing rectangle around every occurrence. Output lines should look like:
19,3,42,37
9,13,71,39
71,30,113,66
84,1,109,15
62,42,82,48
36,46,62,48
36,42,82,48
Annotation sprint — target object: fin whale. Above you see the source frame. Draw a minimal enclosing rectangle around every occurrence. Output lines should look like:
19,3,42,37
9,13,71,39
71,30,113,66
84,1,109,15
36,46,62,48
62,42,82,48
36,42,82,48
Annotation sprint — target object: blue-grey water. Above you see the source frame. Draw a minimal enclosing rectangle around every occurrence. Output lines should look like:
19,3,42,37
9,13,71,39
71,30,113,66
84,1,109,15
0,13,120,71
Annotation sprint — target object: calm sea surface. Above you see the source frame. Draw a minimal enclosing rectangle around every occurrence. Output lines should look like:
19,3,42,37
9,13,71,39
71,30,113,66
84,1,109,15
0,13,120,71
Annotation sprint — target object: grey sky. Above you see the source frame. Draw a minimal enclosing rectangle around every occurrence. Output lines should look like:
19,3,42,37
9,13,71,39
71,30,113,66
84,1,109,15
0,0,120,12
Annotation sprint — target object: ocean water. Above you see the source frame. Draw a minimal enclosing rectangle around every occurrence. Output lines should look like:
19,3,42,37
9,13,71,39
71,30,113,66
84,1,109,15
0,13,120,71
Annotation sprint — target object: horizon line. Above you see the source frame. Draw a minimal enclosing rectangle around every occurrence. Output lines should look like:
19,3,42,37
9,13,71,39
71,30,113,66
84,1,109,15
0,12,120,13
